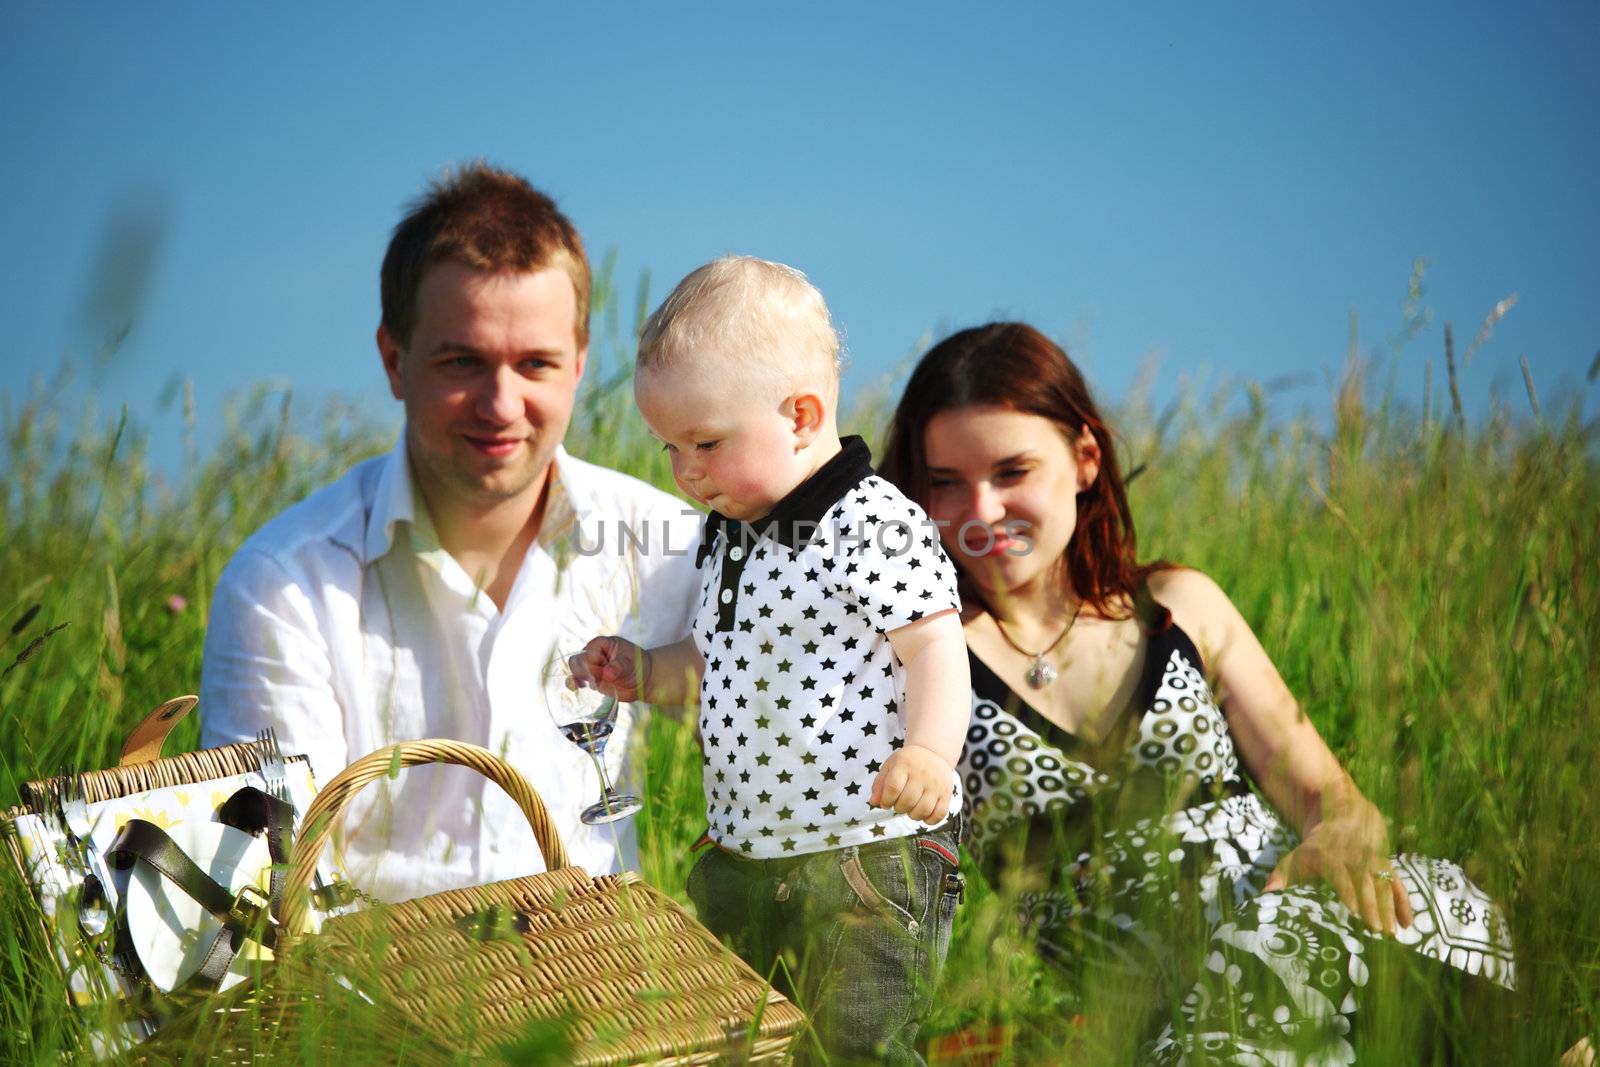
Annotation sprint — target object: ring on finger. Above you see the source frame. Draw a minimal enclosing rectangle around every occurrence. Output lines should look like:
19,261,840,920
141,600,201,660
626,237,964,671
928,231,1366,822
1374,870,1394,883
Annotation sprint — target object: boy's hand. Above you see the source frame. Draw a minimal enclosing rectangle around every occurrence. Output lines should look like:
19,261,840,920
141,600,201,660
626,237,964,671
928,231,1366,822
567,636,649,701
870,744,955,825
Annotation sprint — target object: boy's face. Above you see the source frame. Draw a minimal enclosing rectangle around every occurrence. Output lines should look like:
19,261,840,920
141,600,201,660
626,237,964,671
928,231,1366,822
635,363,806,522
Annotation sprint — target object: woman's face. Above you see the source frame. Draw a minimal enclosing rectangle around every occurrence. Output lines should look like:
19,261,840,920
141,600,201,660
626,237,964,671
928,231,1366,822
921,405,1099,604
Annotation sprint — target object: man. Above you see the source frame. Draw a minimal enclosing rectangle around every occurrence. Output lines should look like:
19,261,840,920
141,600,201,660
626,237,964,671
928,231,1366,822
200,163,701,902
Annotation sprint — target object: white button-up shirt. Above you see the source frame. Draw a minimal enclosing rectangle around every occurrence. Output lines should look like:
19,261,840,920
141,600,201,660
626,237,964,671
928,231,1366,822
199,436,702,903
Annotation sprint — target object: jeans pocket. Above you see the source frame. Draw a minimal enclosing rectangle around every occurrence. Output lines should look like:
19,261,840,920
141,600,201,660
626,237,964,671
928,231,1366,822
840,845,924,934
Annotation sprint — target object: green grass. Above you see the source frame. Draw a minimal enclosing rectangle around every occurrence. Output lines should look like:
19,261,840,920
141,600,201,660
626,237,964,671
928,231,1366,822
2,271,1597,1063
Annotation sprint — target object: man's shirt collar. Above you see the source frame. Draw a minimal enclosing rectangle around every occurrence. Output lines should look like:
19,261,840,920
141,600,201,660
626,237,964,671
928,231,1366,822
360,434,592,566
698,435,873,565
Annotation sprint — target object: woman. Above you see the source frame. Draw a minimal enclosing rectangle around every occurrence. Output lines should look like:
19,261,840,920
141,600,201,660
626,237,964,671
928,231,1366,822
879,323,1515,1063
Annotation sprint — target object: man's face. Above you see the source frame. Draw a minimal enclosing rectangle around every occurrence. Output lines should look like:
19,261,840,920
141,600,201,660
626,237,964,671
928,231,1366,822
378,261,587,522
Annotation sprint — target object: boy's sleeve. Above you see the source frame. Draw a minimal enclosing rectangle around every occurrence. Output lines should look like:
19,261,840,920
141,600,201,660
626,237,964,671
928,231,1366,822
829,485,961,634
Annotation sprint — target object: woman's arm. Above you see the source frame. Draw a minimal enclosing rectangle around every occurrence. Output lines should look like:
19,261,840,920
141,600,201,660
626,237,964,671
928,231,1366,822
1150,567,1412,934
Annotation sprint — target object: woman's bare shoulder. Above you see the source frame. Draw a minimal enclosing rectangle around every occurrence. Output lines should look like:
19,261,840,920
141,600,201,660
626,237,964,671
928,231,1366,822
1146,567,1241,666
1146,566,1231,613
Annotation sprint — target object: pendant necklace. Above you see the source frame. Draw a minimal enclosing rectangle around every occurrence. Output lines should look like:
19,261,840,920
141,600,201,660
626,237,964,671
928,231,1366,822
992,599,1084,689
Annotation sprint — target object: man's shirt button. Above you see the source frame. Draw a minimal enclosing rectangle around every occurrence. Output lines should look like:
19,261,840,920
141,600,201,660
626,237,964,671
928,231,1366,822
729,546,744,561
720,589,733,604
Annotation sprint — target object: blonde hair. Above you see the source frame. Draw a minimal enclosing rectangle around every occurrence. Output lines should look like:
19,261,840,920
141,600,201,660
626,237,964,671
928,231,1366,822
636,255,842,403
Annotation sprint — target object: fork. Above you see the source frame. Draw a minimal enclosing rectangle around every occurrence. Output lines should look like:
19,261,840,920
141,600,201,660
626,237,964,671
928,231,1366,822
55,779,156,1034
57,779,119,934
256,728,289,809
255,726,330,903
58,779,118,899
47,778,113,949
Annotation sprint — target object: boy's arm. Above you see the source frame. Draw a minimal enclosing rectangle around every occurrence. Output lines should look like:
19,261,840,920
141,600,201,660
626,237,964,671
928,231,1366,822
639,636,706,707
871,608,971,822
887,608,969,766
570,634,705,713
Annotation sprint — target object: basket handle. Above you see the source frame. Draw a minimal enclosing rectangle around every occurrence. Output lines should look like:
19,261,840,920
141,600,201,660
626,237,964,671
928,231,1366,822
279,740,571,937
118,695,200,766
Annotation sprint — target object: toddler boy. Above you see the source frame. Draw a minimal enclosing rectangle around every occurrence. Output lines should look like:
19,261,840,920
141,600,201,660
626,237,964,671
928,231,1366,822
573,256,969,1065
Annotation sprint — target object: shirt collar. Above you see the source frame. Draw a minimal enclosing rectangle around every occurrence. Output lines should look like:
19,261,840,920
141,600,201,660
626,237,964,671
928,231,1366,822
697,435,873,565
363,434,591,565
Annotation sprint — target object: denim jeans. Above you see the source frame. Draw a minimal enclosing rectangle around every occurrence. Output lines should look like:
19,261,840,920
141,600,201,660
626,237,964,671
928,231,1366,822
685,820,963,1066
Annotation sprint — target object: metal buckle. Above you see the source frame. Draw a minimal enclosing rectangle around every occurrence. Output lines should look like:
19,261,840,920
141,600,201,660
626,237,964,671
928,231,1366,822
943,870,966,905
312,878,360,910
228,883,272,930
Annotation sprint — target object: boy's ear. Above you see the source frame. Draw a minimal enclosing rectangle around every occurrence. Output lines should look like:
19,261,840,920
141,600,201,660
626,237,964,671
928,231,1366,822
1074,428,1102,492
788,390,827,448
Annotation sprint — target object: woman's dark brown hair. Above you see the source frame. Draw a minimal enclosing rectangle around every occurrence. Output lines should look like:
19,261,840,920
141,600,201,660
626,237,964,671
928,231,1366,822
880,321,1159,618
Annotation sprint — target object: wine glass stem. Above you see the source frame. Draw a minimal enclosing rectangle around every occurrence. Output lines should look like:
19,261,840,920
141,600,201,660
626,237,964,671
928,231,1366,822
582,741,619,800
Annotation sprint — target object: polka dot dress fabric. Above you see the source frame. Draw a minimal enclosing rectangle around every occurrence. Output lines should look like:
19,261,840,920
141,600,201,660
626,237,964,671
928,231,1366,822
693,441,961,859
962,620,1516,1062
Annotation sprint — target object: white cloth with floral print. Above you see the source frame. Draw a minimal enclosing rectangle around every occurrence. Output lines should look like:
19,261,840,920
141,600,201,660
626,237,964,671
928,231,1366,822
960,618,1515,1064
5,758,344,1057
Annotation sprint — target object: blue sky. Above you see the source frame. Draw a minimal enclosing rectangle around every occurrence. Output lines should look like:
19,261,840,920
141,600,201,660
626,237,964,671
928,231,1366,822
5,3,1596,460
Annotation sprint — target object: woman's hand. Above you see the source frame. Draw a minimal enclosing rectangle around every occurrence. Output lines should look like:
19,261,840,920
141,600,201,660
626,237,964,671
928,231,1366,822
1262,792,1414,935
1151,569,1414,937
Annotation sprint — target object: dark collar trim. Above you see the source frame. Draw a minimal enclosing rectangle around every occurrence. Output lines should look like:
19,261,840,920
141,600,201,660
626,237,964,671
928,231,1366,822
696,436,873,564
965,594,1207,770
967,648,1088,758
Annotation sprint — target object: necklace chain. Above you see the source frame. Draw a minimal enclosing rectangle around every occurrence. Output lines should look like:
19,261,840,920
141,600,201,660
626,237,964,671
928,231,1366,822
992,599,1084,690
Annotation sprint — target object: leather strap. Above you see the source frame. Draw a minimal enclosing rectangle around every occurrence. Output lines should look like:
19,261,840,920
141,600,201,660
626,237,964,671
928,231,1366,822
108,818,277,950
217,786,294,912
192,924,242,987
104,787,292,996
118,695,199,766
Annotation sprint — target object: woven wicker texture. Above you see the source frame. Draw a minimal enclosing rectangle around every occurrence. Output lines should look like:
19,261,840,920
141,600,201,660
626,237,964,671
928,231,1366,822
269,741,805,1065
279,739,570,936
15,741,289,813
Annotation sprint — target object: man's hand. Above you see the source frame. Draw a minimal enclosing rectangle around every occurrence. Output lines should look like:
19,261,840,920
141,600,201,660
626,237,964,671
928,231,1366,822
568,636,648,701
1262,796,1414,935
870,743,955,825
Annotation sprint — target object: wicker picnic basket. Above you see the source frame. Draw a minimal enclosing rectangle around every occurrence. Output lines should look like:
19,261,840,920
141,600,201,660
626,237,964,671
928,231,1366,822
4,696,357,1057
169,739,807,1064
15,696,256,808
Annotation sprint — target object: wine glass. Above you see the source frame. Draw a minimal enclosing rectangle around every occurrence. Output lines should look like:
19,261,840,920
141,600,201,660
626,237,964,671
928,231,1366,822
543,653,643,825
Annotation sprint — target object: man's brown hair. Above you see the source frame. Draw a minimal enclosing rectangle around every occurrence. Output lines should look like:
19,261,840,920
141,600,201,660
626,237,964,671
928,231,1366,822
380,161,591,349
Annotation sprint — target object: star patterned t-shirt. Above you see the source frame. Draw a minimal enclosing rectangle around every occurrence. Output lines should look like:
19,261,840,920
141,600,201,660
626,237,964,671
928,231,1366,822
691,436,963,858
